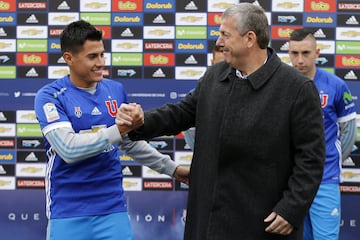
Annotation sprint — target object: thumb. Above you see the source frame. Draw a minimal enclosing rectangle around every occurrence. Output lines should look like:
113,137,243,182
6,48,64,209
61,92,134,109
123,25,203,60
264,212,276,223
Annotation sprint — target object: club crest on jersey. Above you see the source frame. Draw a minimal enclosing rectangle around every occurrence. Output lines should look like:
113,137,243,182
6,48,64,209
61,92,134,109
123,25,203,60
105,100,118,117
74,106,82,118
319,92,328,108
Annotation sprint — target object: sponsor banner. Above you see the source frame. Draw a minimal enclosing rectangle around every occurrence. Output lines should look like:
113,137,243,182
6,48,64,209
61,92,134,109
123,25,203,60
48,12,79,25
144,0,175,13
144,13,175,25
17,66,47,79
176,53,207,66
271,0,304,12
80,12,111,25
336,55,360,68
0,26,16,39
337,41,360,54
337,14,360,26
17,53,48,66
148,138,174,151
112,0,142,12
17,151,46,163
80,0,111,12
271,26,301,39
143,179,174,190
0,138,15,149
272,13,303,25
336,69,360,81
112,53,142,66
111,39,143,52
315,55,335,68
16,124,42,137
336,27,360,40
305,0,337,12
144,53,175,66
143,66,175,79
175,66,206,80
207,26,220,40
0,13,16,26
112,26,143,39
49,0,80,12
175,26,207,39
0,39,16,52
175,39,207,53
17,1,47,11
338,2,360,12
207,12,222,26
175,12,207,25
0,52,15,65
112,12,143,26
303,12,337,27
17,137,44,149
0,149,16,163
112,66,142,79
122,165,142,178
0,163,14,175
143,40,174,52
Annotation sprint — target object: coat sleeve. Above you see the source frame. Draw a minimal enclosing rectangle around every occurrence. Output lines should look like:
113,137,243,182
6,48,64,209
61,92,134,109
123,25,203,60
273,80,326,227
128,86,198,141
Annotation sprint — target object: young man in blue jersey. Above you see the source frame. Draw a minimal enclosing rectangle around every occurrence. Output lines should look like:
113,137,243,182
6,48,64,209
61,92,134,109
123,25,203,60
34,20,189,240
289,28,357,240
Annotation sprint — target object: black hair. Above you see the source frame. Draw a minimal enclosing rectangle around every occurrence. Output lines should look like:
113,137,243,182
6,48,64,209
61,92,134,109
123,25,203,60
60,20,103,54
289,28,315,41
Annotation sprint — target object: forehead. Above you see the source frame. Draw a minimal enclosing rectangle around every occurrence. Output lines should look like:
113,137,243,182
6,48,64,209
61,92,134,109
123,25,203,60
219,16,237,32
289,39,316,51
80,40,104,53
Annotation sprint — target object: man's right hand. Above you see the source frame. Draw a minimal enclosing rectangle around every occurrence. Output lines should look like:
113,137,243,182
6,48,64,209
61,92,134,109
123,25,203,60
115,103,144,135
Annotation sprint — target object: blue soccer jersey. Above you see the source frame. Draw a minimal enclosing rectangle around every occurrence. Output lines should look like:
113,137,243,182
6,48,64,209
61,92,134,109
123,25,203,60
35,75,128,219
314,68,356,183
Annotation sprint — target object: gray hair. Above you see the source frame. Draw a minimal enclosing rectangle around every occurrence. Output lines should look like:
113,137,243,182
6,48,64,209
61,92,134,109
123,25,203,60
222,3,270,49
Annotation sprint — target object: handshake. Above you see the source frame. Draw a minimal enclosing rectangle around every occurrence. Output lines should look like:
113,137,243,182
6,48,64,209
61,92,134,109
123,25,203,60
115,103,145,135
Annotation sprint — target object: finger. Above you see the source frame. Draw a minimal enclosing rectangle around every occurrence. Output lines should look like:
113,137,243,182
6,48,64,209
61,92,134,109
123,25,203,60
264,212,276,223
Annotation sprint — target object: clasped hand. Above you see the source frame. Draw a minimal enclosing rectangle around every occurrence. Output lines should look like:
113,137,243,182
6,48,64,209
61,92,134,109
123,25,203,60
115,103,144,135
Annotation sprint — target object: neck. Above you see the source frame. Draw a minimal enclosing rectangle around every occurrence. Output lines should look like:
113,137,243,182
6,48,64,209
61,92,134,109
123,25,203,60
237,49,268,76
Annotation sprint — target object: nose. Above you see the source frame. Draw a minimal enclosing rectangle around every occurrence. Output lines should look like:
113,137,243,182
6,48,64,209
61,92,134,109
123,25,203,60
297,54,305,64
96,55,105,66
216,36,224,47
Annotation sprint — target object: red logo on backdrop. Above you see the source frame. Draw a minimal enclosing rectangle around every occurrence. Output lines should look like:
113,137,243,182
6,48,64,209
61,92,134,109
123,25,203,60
17,53,48,66
336,55,360,68
144,53,175,66
112,0,143,12
271,26,301,39
207,13,222,26
96,26,111,39
0,139,15,148
305,0,336,12
0,0,16,11
17,1,47,10
49,28,64,37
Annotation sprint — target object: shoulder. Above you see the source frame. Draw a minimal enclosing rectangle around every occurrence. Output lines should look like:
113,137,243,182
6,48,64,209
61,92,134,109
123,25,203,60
101,78,123,87
36,76,67,96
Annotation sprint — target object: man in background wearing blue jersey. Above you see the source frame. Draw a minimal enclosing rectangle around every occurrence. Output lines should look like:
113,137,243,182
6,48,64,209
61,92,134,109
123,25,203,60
289,28,357,240
34,20,189,240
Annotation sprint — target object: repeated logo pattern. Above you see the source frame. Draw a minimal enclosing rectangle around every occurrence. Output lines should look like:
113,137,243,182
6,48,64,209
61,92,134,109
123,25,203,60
0,0,360,192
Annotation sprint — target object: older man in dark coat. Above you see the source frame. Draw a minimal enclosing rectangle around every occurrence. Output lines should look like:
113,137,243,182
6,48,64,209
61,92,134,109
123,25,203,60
118,3,325,240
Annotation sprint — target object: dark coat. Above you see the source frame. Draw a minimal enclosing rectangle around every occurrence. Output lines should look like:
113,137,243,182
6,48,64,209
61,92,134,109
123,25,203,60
129,48,325,240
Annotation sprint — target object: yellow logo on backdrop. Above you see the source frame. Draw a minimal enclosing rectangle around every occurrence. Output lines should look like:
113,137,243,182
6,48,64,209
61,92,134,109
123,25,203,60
119,1,137,10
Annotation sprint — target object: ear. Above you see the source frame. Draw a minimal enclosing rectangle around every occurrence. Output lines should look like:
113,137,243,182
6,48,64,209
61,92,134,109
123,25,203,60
62,52,73,65
246,31,256,48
